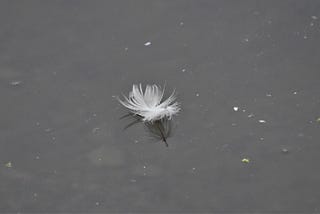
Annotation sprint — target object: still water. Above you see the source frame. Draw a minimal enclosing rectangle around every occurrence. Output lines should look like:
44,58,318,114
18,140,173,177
1,0,320,212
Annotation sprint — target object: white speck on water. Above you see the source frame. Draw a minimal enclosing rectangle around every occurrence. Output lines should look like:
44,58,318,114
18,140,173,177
181,68,186,72
242,109,246,112
124,47,129,51
233,107,239,111
35,156,40,160
95,202,100,206
45,128,52,132
144,41,151,46
311,16,318,20
281,148,289,153
134,140,139,144
244,38,249,42
310,22,314,27
260,137,264,141
52,136,56,141
5,162,12,168
130,179,137,183
248,114,254,118
266,93,272,97
258,120,266,123
231,123,237,126
192,167,196,171
179,22,184,26
36,122,40,126
10,81,22,86
195,93,200,97
303,35,308,39
33,193,38,198
143,165,146,169
293,91,298,95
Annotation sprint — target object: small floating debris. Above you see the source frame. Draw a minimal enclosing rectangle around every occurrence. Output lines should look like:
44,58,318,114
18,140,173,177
241,158,250,163
45,128,52,132
293,91,298,95
248,113,254,118
195,93,200,97
179,22,184,26
144,41,152,46
281,148,289,154
311,16,318,20
316,117,320,123
33,193,38,199
5,162,12,168
92,127,100,134
10,81,22,86
233,106,239,112
266,93,272,97
244,38,249,42
181,68,186,73
258,120,266,123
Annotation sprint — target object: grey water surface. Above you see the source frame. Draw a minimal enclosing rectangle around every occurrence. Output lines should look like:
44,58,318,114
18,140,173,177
1,0,320,212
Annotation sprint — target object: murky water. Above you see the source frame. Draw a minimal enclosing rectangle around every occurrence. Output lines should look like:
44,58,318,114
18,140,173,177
1,1,320,212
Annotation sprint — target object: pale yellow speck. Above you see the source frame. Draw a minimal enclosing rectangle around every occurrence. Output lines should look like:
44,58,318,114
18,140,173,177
242,158,250,163
5,162,12,168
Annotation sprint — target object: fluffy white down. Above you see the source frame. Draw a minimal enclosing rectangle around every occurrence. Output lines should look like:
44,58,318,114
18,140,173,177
118,84,180,122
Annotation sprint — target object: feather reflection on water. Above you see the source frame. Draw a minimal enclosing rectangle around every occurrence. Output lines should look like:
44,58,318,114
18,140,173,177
144,119,172,147
120,113,172,147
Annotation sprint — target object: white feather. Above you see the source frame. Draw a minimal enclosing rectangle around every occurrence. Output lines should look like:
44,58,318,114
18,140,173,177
117,84,180,122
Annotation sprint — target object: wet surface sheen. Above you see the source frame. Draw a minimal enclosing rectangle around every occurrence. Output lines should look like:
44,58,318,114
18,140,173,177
1,0,320,212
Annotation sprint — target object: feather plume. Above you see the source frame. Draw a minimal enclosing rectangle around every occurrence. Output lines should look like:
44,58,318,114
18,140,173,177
117,84,180,122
